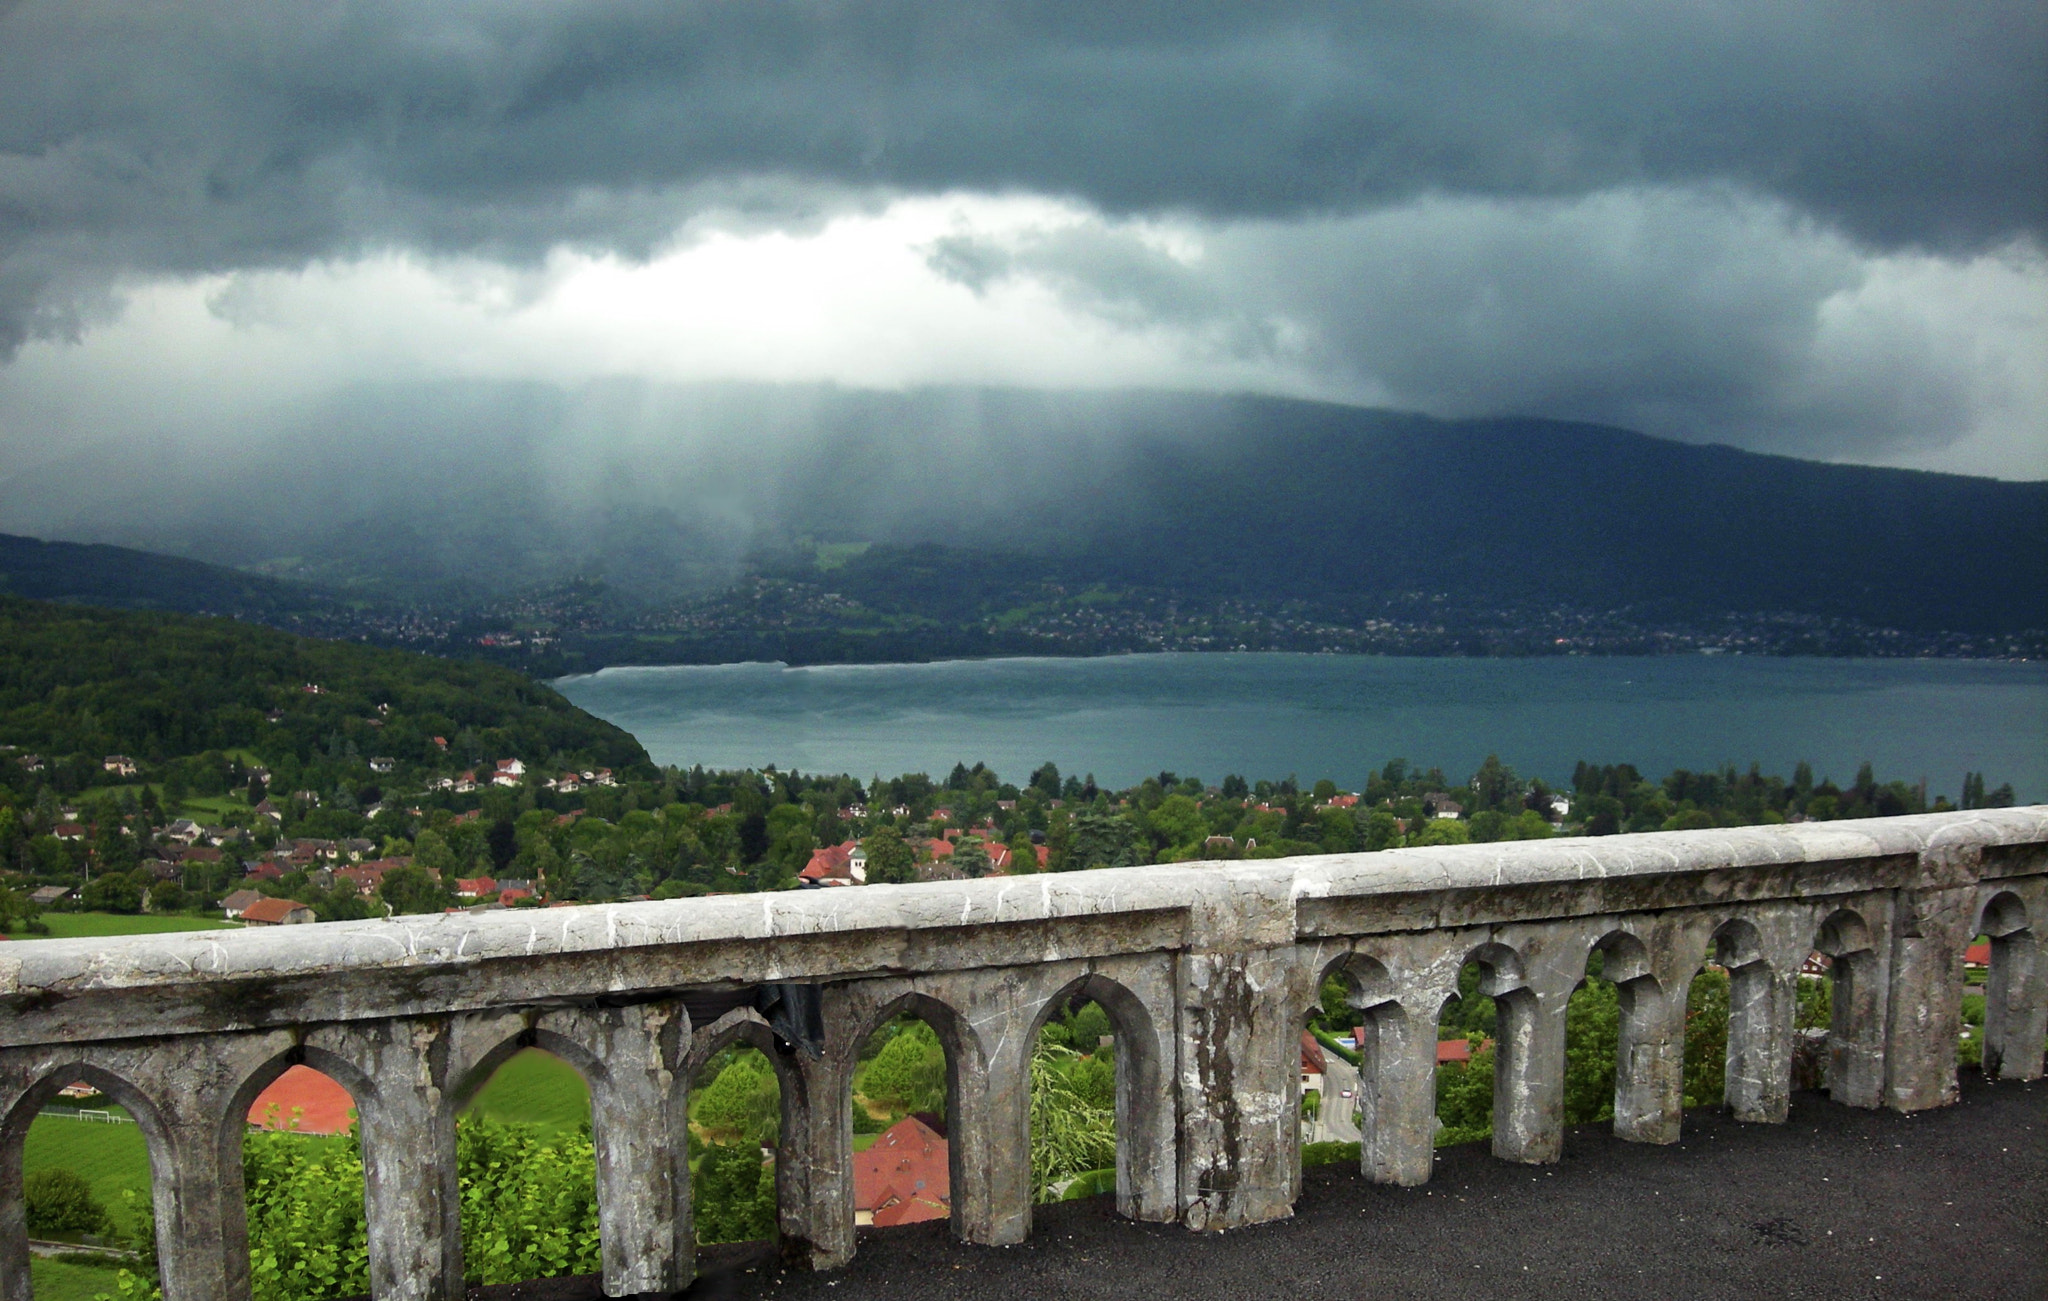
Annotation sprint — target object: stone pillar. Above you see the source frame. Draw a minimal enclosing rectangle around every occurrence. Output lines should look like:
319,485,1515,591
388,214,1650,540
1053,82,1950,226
1490,988,1569,1163
1724,962,1795,1123
970,1021,1034,1246
539,1003,689,1297
1984,929,2047,1081
766,1047,814,1264
338,1019,465,1301
1884,885,1973,1112
1826,949,1888,1109
1354,1001,1437,1184
1177,947,1299,1229
1611,978,1686,1145
149,1104,244,1301
795,1035,857,1270
937,1006,1002,1247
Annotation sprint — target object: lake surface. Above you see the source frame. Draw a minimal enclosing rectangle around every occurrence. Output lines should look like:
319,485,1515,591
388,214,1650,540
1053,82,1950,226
554,654,2048,802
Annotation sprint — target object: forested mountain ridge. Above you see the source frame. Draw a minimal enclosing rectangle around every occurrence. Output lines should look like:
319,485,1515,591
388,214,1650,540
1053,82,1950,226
3,400,2043,670
0,596,647,775
0,530,344,622
1072,409,2047,636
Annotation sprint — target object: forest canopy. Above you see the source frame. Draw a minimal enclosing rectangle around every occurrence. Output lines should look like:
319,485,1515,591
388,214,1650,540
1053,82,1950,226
0,596,645,773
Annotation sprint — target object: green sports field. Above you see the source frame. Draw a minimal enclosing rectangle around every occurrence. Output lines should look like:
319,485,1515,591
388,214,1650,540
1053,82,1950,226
29,1255,131,1301
22,913,236,940
463,1047,593,1131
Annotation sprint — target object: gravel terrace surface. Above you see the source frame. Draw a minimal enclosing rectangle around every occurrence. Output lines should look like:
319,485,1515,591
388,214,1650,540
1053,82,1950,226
460,1073,2047,1301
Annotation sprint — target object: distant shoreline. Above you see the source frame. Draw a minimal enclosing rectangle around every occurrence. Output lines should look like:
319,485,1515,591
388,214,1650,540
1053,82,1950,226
547,645,2045,683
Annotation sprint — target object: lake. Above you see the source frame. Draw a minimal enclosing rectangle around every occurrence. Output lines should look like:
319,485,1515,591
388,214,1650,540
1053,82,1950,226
554,654,2048,802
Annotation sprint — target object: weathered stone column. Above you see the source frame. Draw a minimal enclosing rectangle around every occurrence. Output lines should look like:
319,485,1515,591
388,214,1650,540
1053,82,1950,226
538,1003,689,1297
1825,949,1888,1109
936,1002,1002,1247
796,1000,858,1271
1490,987,1569,1163
1724,962,1795,1123
1984,928,2047,1081
968,1012,1034,1246
1177,946,1300,1229
1611,978,1686,1144
326,1018,465,1301
1884,884,1974,1111
1354,1001,1438,1184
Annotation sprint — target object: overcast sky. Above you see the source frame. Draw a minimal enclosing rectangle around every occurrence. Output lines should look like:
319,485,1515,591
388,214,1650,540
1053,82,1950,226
0,0,2042,498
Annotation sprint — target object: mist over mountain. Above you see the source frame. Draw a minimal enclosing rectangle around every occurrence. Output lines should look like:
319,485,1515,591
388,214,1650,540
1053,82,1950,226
1,387,2040,642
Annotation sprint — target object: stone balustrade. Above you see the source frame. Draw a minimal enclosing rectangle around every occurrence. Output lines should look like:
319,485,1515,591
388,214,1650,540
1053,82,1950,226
3,807,2044,1300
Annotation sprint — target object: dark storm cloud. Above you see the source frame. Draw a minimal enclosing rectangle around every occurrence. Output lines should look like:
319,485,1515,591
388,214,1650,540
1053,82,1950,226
0,0,2041,352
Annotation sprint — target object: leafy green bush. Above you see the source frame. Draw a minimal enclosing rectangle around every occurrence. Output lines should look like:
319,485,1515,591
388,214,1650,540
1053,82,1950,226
693,1143,776,1244
692,1051,778,1147
456,1118,602,1285
25,1167,108,1235
858,1020,947,1117
1300,1141,1360,1168
1058,1167,1119,1200
243,1132,369,1301
1682,969,1729,1108
1031,1043,1118,1202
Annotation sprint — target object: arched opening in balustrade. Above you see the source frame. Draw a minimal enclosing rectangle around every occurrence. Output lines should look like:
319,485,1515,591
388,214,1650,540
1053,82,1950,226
450,1038,602,1289
223,1051,372,1301
1,1065,169,1301
1705,917,1784,1122
1023,973,1166,1221
1972,891,2041,1080
849,997,963,1232
1430,944,1527,1150
685,1015,794,1251
1300,952,1428,1187
1804,908,1882,1105
1560,930,1668,1140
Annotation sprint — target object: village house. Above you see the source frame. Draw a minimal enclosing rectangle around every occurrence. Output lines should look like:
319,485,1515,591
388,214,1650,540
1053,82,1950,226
239,897,314,926
798,842,868,887
1299,1032,1326,1097
852,1115,950,1227
454,876,499,900
51,822,85,841
220,888,265,920
102,755,138,777
29,885,71,907
369,757,396,774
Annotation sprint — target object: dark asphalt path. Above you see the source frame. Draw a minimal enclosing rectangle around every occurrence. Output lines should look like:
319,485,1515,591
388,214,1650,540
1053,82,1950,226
472,1073,2048,1301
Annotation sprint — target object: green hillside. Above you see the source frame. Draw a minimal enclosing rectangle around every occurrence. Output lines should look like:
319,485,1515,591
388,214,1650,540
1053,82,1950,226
0,531,341,623
0,595,646,774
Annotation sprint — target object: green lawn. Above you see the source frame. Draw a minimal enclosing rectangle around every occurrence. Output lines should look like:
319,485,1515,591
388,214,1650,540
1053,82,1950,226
172,793,251,819
464,1048,592,1131
23,1112,154,1243
30,1255,130,1301
18,913,234,940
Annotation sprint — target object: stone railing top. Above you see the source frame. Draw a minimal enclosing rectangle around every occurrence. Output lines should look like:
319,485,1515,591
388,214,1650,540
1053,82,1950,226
1,807,2043,1004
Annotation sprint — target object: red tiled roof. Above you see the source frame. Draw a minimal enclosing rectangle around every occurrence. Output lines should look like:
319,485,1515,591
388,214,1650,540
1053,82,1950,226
854,1116,949,1224
248,1065,355,1135
1964,941,1992,966
801,841,859,881
1300,1031,1326,1075
240,897,310,925
1436,1038,1491,1065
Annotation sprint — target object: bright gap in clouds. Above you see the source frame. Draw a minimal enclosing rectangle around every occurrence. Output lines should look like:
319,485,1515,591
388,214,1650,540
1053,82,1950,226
0,188,2041,479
